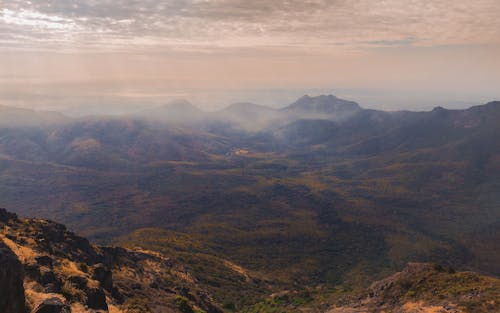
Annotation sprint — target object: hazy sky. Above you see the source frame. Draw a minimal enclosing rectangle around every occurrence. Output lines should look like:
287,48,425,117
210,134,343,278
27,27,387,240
1,0,499,113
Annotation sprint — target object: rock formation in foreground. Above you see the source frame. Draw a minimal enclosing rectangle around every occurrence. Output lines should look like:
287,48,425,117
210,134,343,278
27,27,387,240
1,207,500,313
328,263,500,313
0,237,26,313
0,208,222,313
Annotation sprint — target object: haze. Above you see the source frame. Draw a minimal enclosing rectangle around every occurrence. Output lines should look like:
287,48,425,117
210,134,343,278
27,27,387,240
1,0,500,114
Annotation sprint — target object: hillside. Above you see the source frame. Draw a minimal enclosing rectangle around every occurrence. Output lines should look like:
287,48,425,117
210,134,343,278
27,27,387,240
1,208,499,312
0,208,224,313
0,95,499,304
328,263,500,313
0,105,68,128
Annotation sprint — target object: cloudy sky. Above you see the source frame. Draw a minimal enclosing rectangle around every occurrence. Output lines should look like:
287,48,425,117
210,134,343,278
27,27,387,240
1,0,499,113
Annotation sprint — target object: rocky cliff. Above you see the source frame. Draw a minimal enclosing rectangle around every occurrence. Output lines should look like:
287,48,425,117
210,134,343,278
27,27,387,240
0,238,26,313
0,208,222,313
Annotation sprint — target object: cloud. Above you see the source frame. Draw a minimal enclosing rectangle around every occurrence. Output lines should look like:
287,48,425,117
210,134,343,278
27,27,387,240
1,0,499,53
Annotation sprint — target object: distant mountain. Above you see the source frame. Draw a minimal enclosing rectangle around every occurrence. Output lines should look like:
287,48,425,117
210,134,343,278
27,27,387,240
0,105,68,127
0,117,228,169
282,94,362,119
133,95,365,129
1,95,500,312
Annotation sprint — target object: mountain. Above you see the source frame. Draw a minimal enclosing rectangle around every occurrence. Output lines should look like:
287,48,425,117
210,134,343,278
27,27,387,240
0,105,68,128
0,95,499,311
2,208,499,313
0,117,229,169
282,94,362,119
134,95,365,130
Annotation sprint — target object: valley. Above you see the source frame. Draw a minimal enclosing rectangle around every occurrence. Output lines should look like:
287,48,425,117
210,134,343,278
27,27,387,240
1,95,500,311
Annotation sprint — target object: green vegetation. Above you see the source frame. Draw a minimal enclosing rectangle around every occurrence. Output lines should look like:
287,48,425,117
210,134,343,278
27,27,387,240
174,296,195,313
119,228,271,308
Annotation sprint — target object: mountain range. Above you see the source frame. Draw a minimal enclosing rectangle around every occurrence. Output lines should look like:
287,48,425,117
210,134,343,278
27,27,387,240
0,94,499,312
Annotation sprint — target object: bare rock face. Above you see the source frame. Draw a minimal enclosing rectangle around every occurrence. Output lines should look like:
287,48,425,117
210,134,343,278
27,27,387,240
86,287,108,311
0,208,225,313
0,207,17,223
0,239,26,313
92,263,113,291
32,297,70,313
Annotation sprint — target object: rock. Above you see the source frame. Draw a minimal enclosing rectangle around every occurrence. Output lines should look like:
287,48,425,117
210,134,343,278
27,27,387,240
43,283,60,294
0,208,17,223
35,255,53,267
0,240,26,313
86,287,108,311
92,263,113,291
33,297,70,313
111,287,125,304
5,233,17,241
39,267,58,285
101,246,128,267
68,275,88,289
369,263,437,297
24,261,41,281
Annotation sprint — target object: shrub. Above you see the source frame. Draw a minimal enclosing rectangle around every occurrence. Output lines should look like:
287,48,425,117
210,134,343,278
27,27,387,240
175,296,195,313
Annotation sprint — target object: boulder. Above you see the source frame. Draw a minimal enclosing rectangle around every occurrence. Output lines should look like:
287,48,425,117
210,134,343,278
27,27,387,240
92,263,113,291
68,275,88,290
35,255,53,267
39,267,58,285
86,287,108,311
24,261,41,281
32,297,70,313
0,240,26,313
0,208,17,223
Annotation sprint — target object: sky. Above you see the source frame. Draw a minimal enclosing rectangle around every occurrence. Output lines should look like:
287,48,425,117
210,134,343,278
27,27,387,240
1,0,500,114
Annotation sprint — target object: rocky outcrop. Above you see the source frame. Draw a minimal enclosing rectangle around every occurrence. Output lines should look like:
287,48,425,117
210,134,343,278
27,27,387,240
0,208,224,313
0,207,17,223
92,263,113,291
32,297,70,313
329,263,500,313
0,239,26,313
86,287,108,311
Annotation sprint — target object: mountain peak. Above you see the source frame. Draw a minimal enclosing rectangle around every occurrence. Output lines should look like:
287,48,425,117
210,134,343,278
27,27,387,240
482,100,500,110
283,94,361,115
431,106,448,112
295,94,337,103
